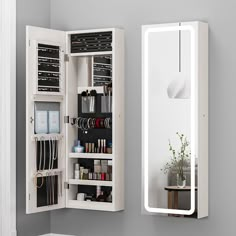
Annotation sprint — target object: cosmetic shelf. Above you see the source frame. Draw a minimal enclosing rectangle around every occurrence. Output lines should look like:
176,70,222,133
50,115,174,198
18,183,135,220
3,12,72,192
69,153,113,159
32,168,63,177
67,200,113,211
31,133,63,141
68,179,112,187
70,51,112,57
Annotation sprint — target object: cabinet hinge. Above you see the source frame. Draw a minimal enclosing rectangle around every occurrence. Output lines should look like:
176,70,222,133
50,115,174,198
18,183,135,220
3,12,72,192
64,182,69,189
64,54,69,62
64,116,69,124
29,40,30,47
29,194,31,201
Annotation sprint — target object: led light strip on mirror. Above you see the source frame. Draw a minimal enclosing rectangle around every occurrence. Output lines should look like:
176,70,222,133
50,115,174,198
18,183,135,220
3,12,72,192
142,24,196,215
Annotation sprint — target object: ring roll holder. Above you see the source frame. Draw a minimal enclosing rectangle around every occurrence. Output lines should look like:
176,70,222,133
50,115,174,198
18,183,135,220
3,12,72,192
37,44,61,94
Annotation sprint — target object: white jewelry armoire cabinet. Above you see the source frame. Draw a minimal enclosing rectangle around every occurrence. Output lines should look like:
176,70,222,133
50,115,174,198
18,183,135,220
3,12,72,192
26,26,124,214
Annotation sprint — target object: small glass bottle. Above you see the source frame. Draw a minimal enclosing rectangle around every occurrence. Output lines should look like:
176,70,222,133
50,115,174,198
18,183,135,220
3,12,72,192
107,160,112,181
108,160,112,173
83,169,89,180
94,160,101,173
101,160,108,173
107,191,112,203
96,185,101,198
74,163,80,179
80,167,84,179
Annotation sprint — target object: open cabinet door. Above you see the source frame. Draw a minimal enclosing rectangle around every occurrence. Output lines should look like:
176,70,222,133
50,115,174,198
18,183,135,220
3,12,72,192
26,26,66,213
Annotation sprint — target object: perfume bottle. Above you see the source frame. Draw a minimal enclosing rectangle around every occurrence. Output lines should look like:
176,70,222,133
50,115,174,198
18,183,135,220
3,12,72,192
74,140,84,153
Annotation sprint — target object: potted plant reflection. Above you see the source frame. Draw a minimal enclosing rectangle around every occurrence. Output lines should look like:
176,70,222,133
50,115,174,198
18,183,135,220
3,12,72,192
161,132,191,188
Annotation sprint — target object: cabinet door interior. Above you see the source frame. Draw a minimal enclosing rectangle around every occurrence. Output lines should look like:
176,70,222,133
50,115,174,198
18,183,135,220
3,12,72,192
142,23,197,216
26,26,66,214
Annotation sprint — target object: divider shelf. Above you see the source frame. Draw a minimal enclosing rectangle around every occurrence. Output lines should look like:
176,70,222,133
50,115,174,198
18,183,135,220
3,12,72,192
67,200,113,211
69,179,112,187
69,153,113,159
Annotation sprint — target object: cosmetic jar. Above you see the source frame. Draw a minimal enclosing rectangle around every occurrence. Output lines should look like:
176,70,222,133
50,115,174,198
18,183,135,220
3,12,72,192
77,193,86,201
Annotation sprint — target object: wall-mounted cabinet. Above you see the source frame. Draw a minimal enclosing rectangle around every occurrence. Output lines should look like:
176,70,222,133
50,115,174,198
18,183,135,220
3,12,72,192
142,21,208,218
26,26,124,213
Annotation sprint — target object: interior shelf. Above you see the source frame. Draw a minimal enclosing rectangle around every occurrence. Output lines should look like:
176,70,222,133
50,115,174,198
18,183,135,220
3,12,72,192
70,51,112,57
69,153,113,159
33,168,63,177
67,200,113,211
32,94,64,102
69,179,112,187
94,62,111,66
38,70,60,74
93,75,112,79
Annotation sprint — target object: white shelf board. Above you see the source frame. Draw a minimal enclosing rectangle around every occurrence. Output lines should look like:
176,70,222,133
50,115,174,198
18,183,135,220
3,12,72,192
69,153,113,159
94,62,112,66
32,94,64,102
94,75,112,79
33,91,64,97
70,51,112,57
67,200,113,211
33,168,63,177
38,70,60,74
69,179,112,187
31,133,63,141
37,85,60,89
67,28,115,35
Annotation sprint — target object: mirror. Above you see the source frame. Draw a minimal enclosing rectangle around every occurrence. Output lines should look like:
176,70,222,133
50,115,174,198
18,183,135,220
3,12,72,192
142,23,197,216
